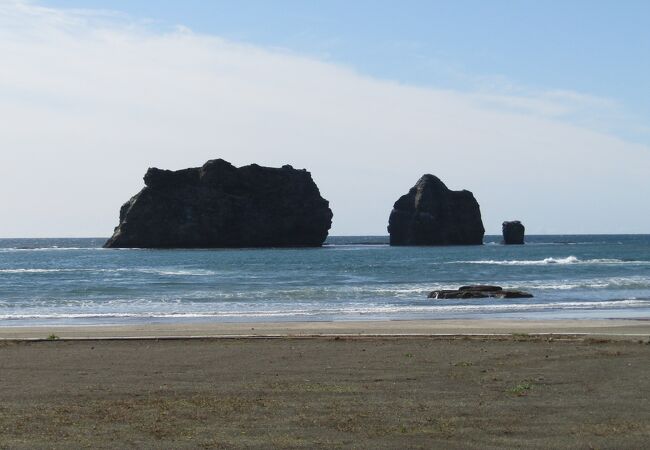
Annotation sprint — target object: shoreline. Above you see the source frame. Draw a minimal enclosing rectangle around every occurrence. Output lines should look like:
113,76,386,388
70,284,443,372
2,318,650,340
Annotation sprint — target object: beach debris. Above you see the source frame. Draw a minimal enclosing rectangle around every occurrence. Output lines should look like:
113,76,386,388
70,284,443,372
104,159,333,248
502,220,525,245
428,285,533,299
388,174,484,246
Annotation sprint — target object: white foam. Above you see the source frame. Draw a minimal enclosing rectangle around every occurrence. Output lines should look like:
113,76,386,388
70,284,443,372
0,247,107,253
0,268,82,273
135,268,220,276
522,276,650,290
457,256,648,266
2,299,650,321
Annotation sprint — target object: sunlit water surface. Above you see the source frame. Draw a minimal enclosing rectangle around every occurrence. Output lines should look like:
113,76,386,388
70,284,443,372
1,235,649,325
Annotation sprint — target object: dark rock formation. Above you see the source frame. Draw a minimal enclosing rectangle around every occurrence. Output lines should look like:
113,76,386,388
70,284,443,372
502,221,525,245
388,175,484,246
104,159,333,248
428,285,533,299
458,285,502,292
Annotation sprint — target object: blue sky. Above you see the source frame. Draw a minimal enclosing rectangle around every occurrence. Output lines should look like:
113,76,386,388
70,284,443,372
39,0,650,143
1,1,650,236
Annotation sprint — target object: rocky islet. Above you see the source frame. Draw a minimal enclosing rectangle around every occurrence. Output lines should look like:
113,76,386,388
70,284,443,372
387,174,485,246
104,159,333,248
502,220,525,245
106,163,527,251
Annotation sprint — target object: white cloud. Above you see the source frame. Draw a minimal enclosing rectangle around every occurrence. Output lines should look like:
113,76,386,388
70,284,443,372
1,0,649,237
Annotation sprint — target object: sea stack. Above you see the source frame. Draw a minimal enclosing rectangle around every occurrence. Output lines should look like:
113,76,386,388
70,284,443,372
104,159,333,248
388,174,485,246
502,221,525,245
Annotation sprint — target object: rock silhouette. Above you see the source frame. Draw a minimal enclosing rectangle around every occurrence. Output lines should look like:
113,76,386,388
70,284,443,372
388,175,484,246
502,221,525,245
428,285,533,299
104,159,333,248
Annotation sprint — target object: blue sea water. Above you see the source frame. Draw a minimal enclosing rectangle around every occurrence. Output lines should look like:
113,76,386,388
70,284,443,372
0,235,649,326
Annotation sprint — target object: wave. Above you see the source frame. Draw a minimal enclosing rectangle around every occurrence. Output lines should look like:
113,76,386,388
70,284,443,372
0,246,154,253
135,268,220,276
0,268,84,273
325,245,388,250
2,299,650,321
0,247,107,253
457,256,649,266
370,278,650,292
0,267,221,276
521,276,650,290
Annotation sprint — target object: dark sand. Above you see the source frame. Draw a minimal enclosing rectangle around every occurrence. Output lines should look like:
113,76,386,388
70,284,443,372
2,335,650,449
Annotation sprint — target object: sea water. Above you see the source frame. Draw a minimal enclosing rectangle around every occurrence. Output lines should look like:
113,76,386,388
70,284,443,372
0,235,649,326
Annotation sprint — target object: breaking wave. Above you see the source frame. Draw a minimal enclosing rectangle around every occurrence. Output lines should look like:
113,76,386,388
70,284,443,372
458,256,649,266
2,299,649,322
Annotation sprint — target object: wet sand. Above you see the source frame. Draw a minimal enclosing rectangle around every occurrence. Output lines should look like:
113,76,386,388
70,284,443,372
2,318,650,340
1,320,650,448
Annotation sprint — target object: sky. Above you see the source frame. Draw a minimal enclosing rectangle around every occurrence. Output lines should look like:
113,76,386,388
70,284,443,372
1,0,649,236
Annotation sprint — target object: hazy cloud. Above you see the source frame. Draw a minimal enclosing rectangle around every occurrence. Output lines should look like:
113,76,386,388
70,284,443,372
1,0,649,237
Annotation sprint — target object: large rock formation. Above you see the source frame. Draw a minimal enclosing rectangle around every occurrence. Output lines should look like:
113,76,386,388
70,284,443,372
104,159,333,248
388,175,484,246
502,221,525,245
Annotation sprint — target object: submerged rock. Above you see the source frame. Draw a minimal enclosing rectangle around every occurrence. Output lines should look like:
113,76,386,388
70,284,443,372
502,221,525,245
104,159,333,248
428,285,533,299
388,175,484,246
458,285,502,292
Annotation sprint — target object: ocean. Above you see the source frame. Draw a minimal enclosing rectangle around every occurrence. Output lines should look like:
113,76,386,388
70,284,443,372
1,235,649,326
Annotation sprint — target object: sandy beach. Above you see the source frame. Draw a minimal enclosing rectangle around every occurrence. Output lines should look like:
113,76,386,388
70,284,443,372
1,319,650,448
2,318,650,340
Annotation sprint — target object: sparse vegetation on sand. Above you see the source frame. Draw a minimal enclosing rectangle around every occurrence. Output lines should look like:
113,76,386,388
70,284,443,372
508,381,534,396
1,336,650,448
